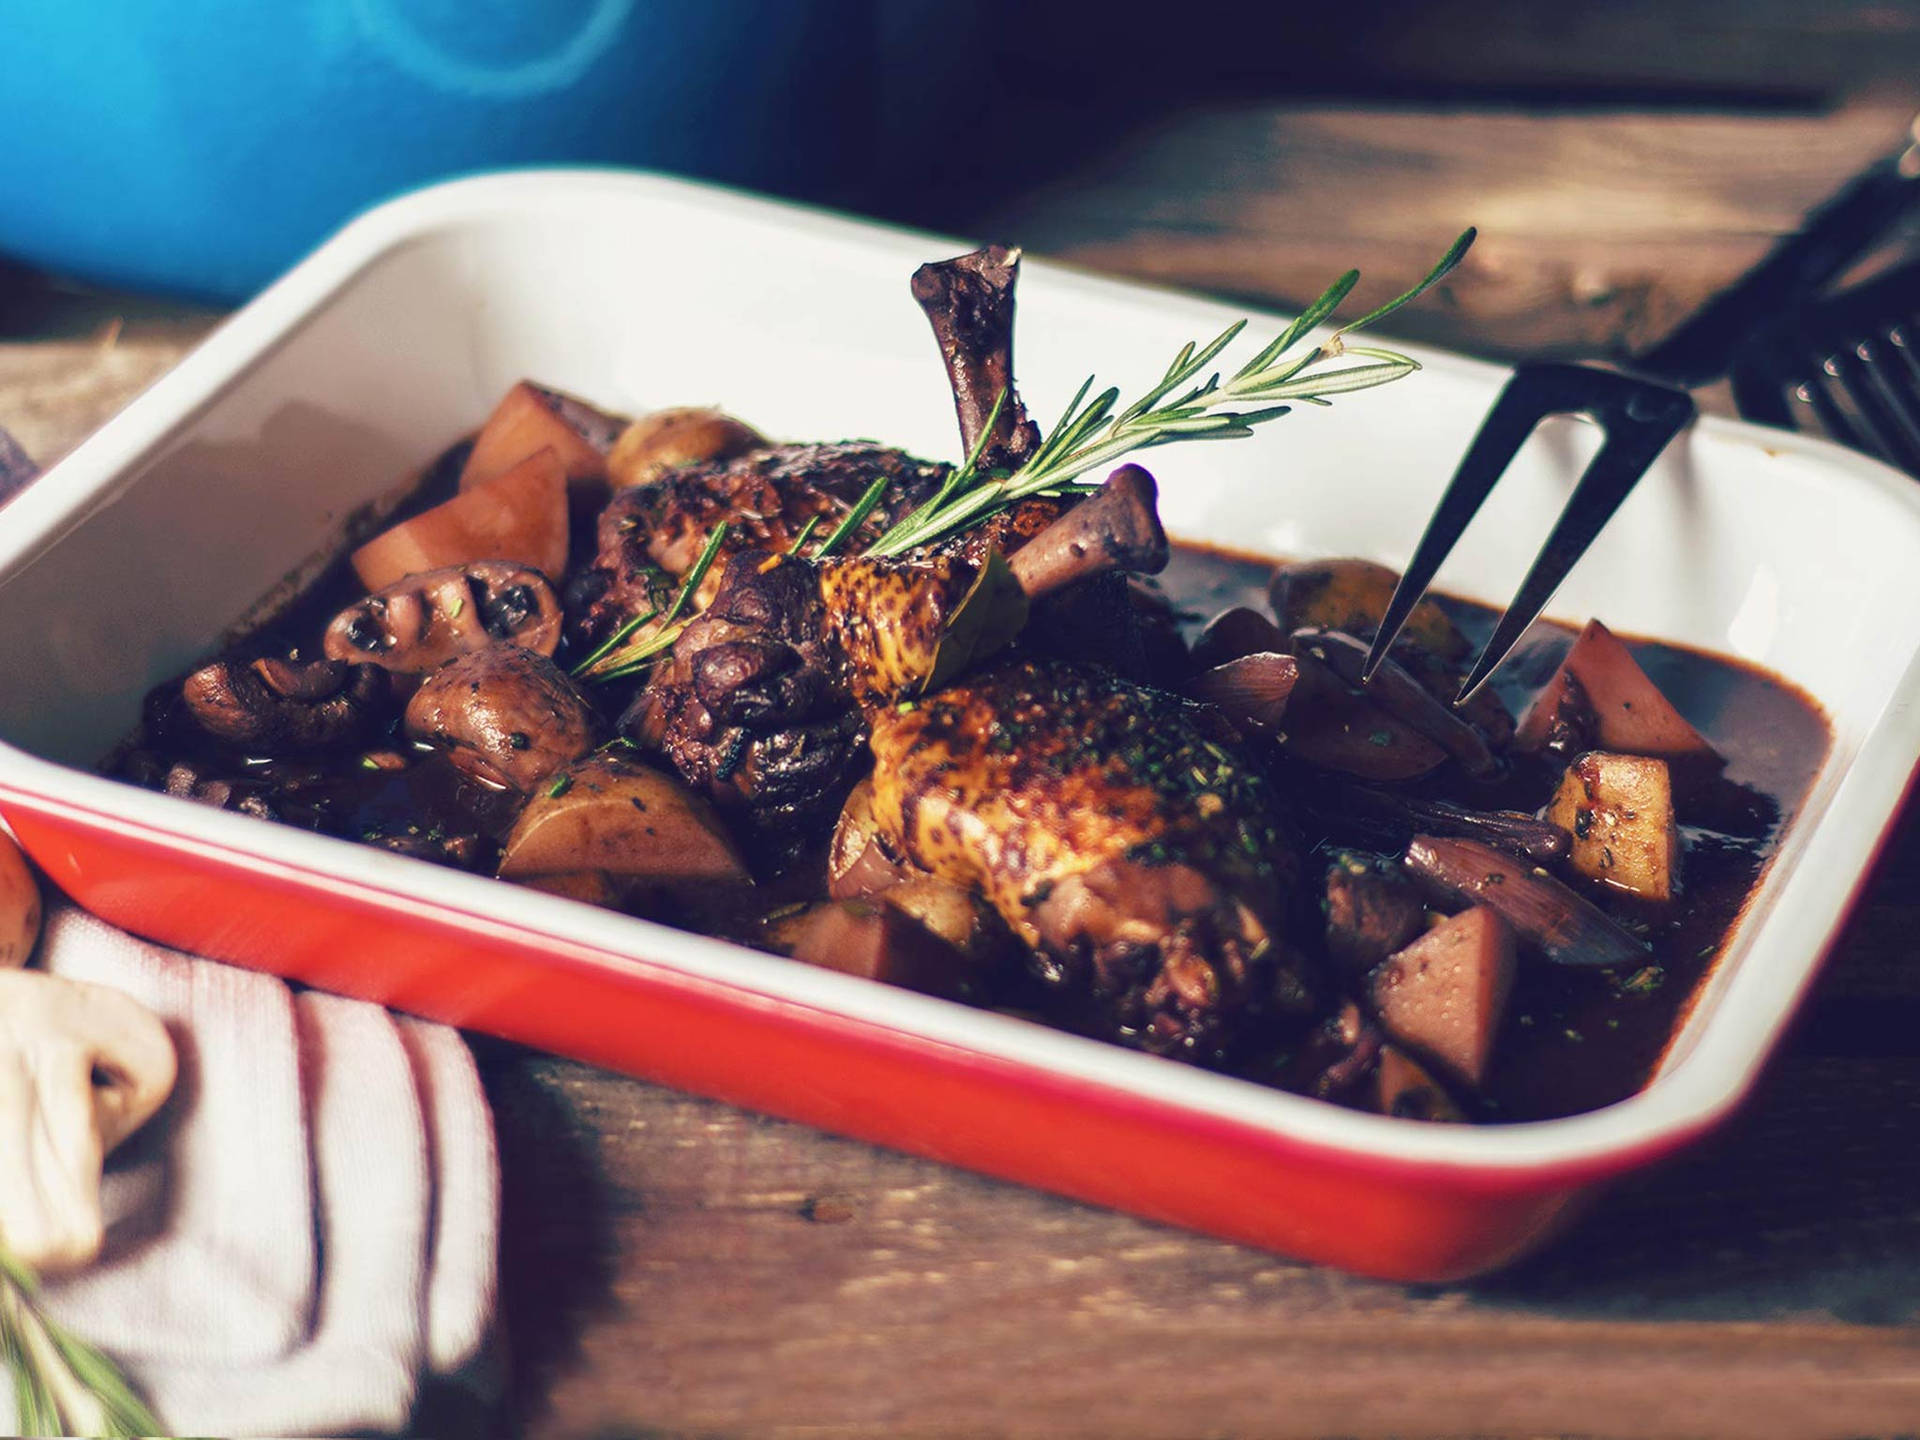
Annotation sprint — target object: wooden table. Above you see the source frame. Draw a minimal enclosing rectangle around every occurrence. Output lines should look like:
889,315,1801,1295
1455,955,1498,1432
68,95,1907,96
8,102,1920,1440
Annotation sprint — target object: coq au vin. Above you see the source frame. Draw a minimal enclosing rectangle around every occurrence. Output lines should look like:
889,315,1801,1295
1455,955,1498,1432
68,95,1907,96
112,237,1828,1125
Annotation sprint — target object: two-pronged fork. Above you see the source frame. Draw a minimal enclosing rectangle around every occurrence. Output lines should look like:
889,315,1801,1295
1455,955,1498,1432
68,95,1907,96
1363,118,1920,703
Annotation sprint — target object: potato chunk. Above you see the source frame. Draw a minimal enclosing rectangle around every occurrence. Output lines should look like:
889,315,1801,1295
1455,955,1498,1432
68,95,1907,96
1368,905,1515,1090
459,380,625,501
778,899,974,999
879,877,1012,977
1269,558,1468,663
1546,751,1680,902
509,870,627,908
354,448,568,590
1323,853,1426,975
498,753,747,884
1515,619,1718,763
1372,1045,1467,1123
827,778,914,900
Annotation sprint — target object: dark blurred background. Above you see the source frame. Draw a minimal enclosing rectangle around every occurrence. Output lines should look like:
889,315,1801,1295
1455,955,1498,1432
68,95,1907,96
877,0,1920,360
5,0,1919,364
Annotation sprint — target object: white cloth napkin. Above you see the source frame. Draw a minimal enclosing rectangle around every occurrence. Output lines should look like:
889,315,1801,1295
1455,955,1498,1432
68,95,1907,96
0,904,500,1437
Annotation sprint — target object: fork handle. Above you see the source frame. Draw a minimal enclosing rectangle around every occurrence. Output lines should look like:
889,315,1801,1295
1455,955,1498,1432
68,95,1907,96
1633,133,1920,387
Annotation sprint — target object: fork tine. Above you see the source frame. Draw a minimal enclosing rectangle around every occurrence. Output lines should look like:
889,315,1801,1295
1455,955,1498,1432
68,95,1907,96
1893,319,1920,389
1362,368,1573,683
1859,325,1920,471
1834,344,1920,472
1455,390,1694,703
1803,355,1878,457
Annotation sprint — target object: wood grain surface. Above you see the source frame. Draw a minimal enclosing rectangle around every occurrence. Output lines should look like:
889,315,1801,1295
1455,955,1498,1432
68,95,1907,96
7,101,1920,1440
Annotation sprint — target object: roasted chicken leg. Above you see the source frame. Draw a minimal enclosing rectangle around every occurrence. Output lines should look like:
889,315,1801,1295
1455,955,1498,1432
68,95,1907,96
867,658,1307,1060
619,248,1165,841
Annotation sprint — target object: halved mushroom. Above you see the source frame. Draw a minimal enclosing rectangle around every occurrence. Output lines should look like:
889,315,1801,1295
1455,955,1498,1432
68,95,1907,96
1403,835,1649,970
460,380,628,503
498,752,748,883
0,969,177,1272
324,561,562,675
404,646,597,793
606,406,768,489
181,653,388,753
354,447,569,592
0,832,41,970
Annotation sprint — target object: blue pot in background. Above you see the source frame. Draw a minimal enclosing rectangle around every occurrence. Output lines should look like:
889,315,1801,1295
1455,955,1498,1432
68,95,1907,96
1,0,976,301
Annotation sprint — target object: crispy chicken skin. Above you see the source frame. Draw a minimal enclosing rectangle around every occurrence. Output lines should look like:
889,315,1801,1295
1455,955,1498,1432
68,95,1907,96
569,441,947,649
607,441,945,576
867,658,1307,1059
620,494,1077,835
816,553,977,709
568,436,1064,652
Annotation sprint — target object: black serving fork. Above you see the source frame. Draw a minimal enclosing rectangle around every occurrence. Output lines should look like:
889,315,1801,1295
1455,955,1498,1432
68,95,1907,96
1364,119,1920,704
1730,258,1920,476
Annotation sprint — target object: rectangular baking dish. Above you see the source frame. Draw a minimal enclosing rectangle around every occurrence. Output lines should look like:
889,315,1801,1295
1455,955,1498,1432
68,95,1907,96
2,170,1918,1282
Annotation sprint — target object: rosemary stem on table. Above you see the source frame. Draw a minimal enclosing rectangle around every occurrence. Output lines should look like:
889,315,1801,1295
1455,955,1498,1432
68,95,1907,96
0,1245,161,1438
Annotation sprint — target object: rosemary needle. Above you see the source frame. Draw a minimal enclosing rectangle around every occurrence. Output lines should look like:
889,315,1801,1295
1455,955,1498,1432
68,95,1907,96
812,472,891,558
785,513,823,557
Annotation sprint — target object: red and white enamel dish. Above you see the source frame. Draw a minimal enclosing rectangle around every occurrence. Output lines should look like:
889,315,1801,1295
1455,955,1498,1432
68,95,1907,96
3,172,1918,1282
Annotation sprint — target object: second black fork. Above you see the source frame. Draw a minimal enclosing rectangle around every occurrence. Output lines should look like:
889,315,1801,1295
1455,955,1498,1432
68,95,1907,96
1731,260,1920,477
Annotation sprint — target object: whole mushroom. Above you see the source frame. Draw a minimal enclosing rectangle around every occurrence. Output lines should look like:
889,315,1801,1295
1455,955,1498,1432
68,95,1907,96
605,407,767,490
404,646,597,793
180,653,387,752
0,969,177,1273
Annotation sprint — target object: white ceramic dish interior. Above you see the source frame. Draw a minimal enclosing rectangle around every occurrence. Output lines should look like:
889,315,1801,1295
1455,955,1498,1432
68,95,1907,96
1,169,1917,1180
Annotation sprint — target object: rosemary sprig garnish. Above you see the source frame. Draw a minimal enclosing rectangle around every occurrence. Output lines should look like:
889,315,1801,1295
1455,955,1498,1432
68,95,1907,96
570,604,659,677
0,1245,162,1437
864,229,1474,556
573,522,729,682
571,231,1473,683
